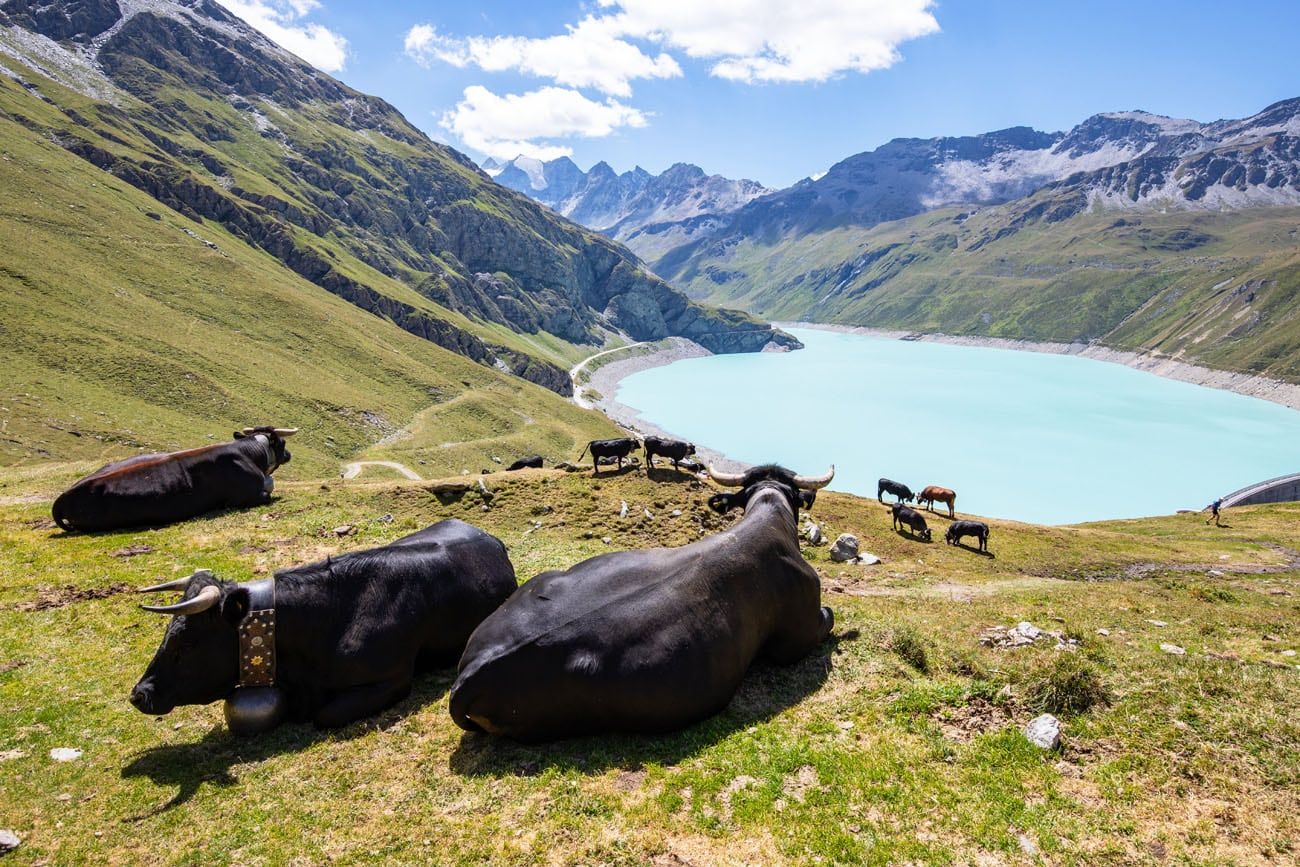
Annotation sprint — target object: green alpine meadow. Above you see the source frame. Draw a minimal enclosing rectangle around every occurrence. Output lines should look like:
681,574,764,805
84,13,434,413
2,0,1298,865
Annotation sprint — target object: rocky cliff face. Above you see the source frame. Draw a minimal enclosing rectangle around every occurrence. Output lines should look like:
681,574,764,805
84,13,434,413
0,0,794,396
489,155,771,261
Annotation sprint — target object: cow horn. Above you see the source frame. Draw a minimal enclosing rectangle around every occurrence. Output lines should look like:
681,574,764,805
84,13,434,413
271,427,298,437
137,569,214,594
707,465,747,487
793,465,836,490
141,584,220,615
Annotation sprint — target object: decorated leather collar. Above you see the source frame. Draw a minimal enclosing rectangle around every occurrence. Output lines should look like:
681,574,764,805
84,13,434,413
238,578,277,688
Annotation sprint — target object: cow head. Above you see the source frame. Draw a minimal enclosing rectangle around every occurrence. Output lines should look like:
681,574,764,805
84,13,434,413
234,426,297,472
129,570,255,715
706,464,834,514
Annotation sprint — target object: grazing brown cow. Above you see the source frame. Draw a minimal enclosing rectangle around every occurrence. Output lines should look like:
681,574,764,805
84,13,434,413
919,485,956,518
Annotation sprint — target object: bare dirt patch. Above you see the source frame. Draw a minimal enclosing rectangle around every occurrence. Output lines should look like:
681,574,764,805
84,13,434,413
933,699,1017,742
13,582,132,611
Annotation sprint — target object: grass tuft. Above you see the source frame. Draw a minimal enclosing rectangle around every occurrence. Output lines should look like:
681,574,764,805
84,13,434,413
1022,653,1109,715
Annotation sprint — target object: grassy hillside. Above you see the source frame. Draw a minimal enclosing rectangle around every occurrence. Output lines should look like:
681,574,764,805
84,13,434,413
662,201,1300,383
0,468,1296,864
0,92,619,479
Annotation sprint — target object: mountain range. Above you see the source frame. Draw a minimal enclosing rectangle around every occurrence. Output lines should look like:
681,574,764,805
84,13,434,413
486,155,770,263
503,100,1300,383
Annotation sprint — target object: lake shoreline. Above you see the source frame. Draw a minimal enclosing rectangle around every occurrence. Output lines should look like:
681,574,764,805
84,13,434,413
776,322,1300,412
576,337,750,472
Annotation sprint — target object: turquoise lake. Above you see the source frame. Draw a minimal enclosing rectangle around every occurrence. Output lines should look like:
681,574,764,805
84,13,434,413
615,328,1300,524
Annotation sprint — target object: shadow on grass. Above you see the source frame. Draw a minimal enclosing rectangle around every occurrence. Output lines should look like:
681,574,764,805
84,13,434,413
119,674,454,821
894,529,933,544
448,629,859,778
644,466,702,485
951,542,996,559
47,499,282,540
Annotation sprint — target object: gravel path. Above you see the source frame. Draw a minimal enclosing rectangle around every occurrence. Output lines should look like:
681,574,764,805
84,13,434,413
341,460,422,481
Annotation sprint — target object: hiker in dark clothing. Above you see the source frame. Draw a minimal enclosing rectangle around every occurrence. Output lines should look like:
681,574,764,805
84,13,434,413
1206,498,1223,526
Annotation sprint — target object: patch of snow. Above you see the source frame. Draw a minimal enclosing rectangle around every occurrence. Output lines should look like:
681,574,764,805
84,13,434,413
510,156,548,190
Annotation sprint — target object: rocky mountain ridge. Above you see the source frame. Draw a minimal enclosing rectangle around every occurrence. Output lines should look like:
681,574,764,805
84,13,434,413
0,0,795,399
487,154,771,261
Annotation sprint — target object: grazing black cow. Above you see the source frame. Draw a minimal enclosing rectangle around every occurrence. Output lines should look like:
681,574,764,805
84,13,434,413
130,520,517,733
946,520,990,553
891,502,932,541
506,455,544,471
578,437,640,474
449,464,836,741
52,427,297,533
643,436,696,470
878,478,914,504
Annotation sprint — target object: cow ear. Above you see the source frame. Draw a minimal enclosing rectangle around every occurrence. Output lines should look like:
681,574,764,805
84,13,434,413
707,493,736,514
800,490,817,511
221,587,251,625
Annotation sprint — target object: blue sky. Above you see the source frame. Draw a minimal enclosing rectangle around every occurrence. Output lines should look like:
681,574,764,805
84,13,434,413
221,1,1300,188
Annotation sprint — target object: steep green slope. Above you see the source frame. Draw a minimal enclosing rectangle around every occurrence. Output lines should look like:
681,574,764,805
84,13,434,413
0,95,619,476
0,0,792,402
663,198,1300,382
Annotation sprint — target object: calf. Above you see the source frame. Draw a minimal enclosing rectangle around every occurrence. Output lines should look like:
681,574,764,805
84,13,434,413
644,436,696,470
946,520,990,553
53,427,296,532
131,520,517,733
891,502,932,541
578,437,639,474
919,485,956,518
878,478,914,504
506,455,544,471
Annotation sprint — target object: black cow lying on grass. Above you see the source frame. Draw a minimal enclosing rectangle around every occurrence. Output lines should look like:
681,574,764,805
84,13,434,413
578,437,640,474
878,478,914,504
506,455,544,471
946,520,990,553
891,502,932,541
449,464,836,741
643,436,696,470
53,427,297,532
130,520,516,733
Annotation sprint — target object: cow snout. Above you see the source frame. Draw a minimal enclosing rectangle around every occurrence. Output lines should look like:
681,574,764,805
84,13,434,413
129,681,172,715
280,449,291,465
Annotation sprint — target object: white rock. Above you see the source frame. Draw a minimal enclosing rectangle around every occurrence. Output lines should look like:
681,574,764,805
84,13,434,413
0,830,19,853
619,501,629,518
1018,834,1038,857
803,522,824,545
49,747,82,762
671,510,682,517
829,533,860,563
643,508,654,520
1024,714,1061,750
601,537,612,545
1280,649,1296,657
1160,643,1186,655
1146,619,1168,627
1096,628,1110,636
1010,621,1043,641
857,553,882,565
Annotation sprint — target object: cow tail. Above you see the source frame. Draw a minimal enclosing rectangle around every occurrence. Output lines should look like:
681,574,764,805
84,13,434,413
578,443,589,461
51,495,75,532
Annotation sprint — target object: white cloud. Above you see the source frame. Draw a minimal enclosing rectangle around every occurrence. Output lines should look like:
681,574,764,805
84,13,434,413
602,0,939,84
218,0,348,73
405,16,679,97
440,86,648,161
